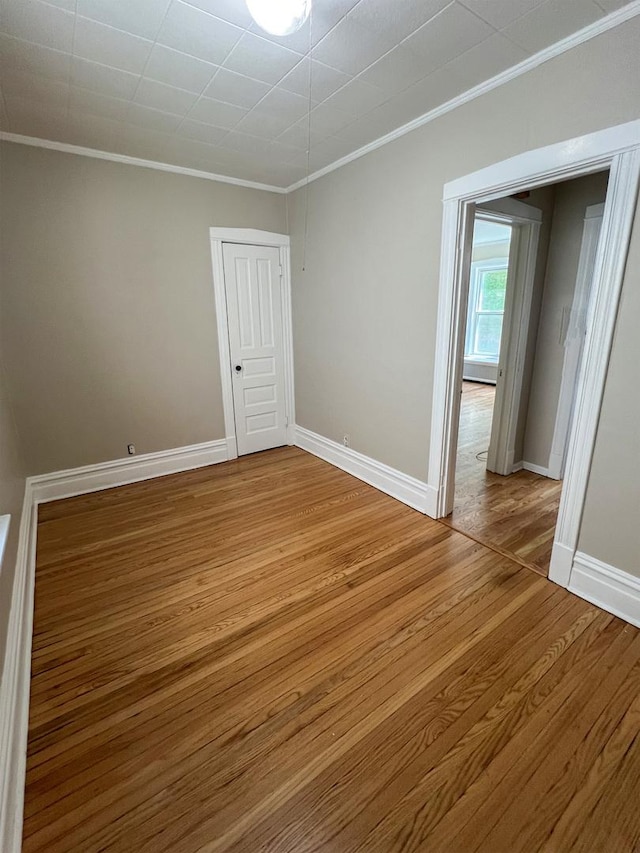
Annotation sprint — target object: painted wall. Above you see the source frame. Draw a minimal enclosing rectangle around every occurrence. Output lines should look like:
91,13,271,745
523,171,609,470
287,15,640,576
0,143,286,474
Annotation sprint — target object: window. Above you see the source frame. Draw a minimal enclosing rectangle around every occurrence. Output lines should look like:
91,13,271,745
465,261,508,363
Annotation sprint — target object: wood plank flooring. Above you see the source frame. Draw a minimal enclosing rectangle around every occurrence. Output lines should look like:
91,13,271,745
24,447,640,852
443,381,563,575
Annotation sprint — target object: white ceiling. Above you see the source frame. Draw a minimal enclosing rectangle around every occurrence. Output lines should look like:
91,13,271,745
0,0,633,188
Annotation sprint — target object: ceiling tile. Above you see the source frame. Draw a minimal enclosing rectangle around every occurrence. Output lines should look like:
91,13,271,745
357,43,435,93
276,119,328,148
311,17,395,75
41,0,76,10
3,95,68,130
235,109,292,139
306,135,356,168
203,68,271,109
442,30,529,89
114,122,173,155
274,121,310,149
322,78,388,114
402,3,496,75
125,102,184,132
309,102,353,135
74,17,154,74
458,0,547,28
0,0,75,53
253,87,311,122
156,1,244,65
0,35,71,82
218,130,272,154
144,44,218,93
278,58,350,102
76,0,172,40
595,0,634,9
1,70,69,108
187,95,248,128
161,135,233,169
134,78,199,115
223,32,303,84
181,0,253,28
347,0,451,42
177,118,229,144
69,87,131,121
502,0,604,53
334,111,400,146
267,140,308,165
72,57,141,99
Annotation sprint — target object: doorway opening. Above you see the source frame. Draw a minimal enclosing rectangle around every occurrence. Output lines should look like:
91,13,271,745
428,123,640,591
441,172,610,575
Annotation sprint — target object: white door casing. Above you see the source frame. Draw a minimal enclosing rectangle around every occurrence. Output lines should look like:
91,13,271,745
223,243,287,456
547,204,604,480
427,119,640,587
210,228,295,460
480,204,542,476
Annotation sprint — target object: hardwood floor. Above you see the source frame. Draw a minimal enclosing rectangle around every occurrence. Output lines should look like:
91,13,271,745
443,381,563,575
24,447,640,852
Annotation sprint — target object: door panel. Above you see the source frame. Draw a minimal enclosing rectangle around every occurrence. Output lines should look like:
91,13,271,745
223,243,287,456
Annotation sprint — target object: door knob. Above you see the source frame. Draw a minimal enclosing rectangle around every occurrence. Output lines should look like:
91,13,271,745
235,364,242,372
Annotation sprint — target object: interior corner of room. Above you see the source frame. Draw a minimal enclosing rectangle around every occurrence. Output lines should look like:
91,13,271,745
2,2,640,851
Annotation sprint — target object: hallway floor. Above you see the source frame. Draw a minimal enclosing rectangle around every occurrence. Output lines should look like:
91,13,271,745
441,382,563,575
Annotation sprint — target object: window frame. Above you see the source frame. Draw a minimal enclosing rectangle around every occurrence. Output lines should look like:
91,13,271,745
464,258,509,363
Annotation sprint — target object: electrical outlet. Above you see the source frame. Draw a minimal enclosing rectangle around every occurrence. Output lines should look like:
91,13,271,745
343,434,350,447
127,444,136,455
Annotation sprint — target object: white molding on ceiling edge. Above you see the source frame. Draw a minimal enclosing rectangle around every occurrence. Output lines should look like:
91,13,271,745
0,436,233,851
1,2,638,198
286,0,640,192
0,132,287,195
569,552,640,629
294,425,437,516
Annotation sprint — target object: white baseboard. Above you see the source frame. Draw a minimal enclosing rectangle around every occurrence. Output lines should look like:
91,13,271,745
294,425,437,516
0,485,37,853
0,436,231,849
29,438,230,503
547,450,564,481
569,552,640,628
521,461,557,478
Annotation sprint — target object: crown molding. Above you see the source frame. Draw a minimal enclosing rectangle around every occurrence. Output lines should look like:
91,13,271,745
285,0,640,193
1,2,639,197
0,132,287,194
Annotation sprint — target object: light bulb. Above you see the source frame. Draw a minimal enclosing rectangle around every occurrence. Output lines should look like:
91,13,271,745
246,0,311,36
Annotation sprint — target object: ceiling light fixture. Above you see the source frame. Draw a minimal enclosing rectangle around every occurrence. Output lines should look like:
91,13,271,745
245,0,312,36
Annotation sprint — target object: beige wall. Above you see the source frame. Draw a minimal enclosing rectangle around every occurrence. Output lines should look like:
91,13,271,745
287,16,640,576
0,143,286,474
523,171,609,469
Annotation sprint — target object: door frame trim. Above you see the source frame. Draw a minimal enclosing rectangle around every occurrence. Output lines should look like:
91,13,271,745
548,203,605,480
426,119,640,588
209,228,295,460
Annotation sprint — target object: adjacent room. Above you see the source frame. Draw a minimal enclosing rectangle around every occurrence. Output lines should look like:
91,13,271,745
446,170,610,575
1,1,640,851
